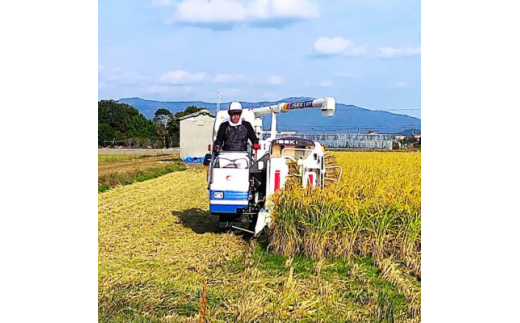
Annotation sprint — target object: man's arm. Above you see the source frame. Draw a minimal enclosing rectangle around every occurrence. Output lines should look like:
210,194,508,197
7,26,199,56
244,122,259,145
214,122,227,147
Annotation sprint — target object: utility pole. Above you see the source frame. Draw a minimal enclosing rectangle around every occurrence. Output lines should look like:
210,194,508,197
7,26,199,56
210,90,222,154
216,90,222,114
161,118,167,148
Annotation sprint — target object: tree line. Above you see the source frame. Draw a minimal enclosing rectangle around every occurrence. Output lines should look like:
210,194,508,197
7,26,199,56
98,100,204,148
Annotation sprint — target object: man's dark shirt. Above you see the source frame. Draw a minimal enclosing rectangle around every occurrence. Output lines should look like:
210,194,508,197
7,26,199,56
215,120,258,151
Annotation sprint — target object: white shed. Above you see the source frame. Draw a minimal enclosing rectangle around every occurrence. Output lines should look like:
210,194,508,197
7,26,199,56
178,109,215,160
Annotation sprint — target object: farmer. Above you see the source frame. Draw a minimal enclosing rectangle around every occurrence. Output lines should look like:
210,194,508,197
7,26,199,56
214,101,260,152
213,101,260,168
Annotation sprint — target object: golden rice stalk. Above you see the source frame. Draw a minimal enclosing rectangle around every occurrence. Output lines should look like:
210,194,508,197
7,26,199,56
284,159,302,191
324,152,341,186
269,151,421,265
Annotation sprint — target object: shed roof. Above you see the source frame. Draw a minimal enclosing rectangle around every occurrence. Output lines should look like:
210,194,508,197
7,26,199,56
176,109,215,121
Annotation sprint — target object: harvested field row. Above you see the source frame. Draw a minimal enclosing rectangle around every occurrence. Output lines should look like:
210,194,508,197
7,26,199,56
98,153,186,192
98,148,180,155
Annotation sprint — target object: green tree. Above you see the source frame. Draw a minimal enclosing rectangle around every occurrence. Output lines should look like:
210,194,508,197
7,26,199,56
98,100,157,147
153,108,174,148
174,105,203,119
98,100,207,148
98,123,117,146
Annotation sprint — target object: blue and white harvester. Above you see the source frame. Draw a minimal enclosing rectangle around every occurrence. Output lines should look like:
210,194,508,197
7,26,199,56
204,97,339,236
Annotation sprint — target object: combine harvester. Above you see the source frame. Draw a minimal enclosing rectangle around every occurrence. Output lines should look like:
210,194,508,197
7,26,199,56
204,97,341,236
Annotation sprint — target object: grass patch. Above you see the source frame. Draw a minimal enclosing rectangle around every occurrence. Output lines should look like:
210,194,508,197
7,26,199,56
98,163,186,192
253,238,315,278
292,254,315,277
98,154,149,165
354,256,380,278
372,281,409,322
247,243,411,321
323,258,350,275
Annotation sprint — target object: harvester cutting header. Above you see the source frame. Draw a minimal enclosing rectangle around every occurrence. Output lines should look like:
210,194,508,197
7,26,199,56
204,97,341,236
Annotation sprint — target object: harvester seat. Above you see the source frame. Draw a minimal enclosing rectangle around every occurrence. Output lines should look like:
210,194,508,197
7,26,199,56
216,152,250,169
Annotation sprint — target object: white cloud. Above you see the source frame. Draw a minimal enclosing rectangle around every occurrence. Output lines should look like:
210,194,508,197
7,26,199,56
173,0,320,25
159,70,206,84
98,67,146,85
312,37,365,57
176,0,246,23
314,37,351,55
378,47,421,58
268,0,320,19
213,74,245,83
264,74,285,85
152,0,172,6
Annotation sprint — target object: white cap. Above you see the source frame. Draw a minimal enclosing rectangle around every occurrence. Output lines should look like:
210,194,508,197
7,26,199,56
228,101,243,113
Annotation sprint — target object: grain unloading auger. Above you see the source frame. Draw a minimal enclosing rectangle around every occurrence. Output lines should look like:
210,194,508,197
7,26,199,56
204,97,341,236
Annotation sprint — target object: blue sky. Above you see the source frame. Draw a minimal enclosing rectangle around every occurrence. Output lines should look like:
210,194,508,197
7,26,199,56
99,0,421,118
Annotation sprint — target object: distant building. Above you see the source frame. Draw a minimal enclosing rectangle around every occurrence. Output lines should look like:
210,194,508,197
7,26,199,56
177,109,215,159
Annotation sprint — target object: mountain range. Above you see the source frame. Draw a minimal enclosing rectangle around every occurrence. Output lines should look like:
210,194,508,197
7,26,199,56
117,97,421,135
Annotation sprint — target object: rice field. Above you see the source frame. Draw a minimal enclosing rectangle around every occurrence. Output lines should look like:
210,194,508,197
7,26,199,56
270,152,421,267
98,151,421,322
98,152,186,192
